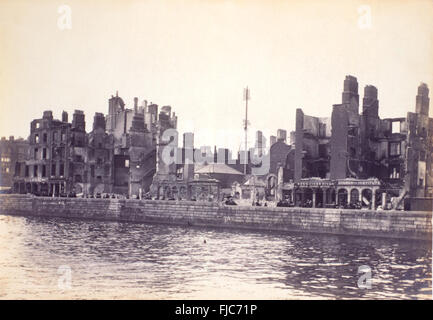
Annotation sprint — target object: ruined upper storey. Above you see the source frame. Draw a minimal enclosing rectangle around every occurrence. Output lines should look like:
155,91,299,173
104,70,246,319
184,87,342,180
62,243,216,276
416,82,430,116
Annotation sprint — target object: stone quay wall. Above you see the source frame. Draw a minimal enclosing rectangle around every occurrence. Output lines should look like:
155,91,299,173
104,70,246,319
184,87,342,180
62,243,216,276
0,194,431,241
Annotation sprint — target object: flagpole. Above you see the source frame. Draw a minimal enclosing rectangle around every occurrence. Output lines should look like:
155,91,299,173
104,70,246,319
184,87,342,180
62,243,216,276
243,87,250,175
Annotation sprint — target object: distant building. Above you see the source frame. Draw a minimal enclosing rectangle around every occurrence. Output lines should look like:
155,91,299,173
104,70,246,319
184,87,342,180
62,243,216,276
0,136,28,191
255,130,264,157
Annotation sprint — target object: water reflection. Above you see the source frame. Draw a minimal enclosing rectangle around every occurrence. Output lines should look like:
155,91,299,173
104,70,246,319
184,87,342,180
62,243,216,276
0,215,431,299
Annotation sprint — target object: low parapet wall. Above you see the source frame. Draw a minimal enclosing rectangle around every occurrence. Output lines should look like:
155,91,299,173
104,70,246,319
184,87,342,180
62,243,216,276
0,194,431,241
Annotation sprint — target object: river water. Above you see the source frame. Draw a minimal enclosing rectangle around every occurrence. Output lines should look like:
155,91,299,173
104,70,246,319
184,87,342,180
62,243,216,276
0,214,431,299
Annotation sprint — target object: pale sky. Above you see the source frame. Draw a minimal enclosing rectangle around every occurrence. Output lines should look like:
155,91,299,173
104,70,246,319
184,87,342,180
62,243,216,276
1,0,432,152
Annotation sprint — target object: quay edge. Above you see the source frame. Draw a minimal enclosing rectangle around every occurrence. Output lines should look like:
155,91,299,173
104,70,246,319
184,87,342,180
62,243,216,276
0,194,431,241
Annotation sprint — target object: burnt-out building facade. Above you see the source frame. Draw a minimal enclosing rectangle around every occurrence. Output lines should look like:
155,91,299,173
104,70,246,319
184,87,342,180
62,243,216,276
281,76,432,210
69,110,88,194
15,110,72,195
406,83,433,199
107,93,178,197
14,109,95,196
14,92,178,198
294,109,331,181
330,75,362,180
87,112,114,195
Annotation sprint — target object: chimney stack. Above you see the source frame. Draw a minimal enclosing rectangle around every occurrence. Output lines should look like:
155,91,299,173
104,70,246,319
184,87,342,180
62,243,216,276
416,83,430,116
277,129,287,143
134,97,138,113
62,111,68,123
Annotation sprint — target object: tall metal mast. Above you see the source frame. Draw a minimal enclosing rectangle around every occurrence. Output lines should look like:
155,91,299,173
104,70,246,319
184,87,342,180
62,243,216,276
243,87,250,175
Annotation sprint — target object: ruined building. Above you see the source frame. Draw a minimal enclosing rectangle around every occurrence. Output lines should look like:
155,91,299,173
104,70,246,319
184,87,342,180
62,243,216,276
150,131,221,201
10,80,431,209
14,92,178,197
14,110,73,195
406,83,433,199
280,76,432,210
0,136,28,191
87,112,114,194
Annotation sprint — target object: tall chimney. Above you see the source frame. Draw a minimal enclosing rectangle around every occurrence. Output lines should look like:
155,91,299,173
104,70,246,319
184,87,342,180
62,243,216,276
62,111,68,123
416,83,430,116
134,97,138,113
342,75,359,114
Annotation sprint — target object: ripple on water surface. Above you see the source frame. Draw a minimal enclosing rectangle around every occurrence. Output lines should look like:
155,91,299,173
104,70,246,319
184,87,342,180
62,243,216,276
0,215,431,299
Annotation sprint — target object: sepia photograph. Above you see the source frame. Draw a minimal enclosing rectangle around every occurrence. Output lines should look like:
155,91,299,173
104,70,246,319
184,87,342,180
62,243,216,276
0,0,432,305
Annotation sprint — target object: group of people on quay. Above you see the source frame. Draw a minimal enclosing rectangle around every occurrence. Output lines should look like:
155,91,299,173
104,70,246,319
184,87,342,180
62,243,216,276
5,188,396,210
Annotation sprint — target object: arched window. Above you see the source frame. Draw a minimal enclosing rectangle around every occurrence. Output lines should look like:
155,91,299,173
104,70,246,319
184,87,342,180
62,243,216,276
337,189,348,206
350,189,359,204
